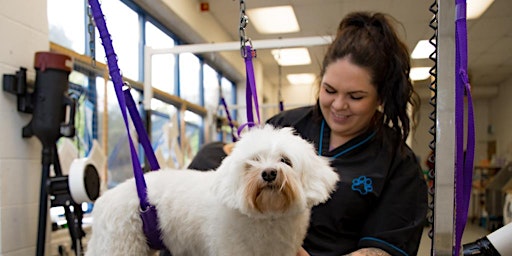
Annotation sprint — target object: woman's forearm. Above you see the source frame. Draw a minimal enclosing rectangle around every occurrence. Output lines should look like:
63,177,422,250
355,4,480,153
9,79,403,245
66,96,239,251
296,247,391,256
344,248,391,256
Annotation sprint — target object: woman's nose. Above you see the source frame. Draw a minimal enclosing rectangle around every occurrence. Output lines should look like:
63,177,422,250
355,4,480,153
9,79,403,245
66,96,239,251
332,96,348,110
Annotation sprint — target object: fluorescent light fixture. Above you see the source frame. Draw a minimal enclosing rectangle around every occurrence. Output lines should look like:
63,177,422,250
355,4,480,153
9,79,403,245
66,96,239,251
247,6,300,34
467,0,494,19
411,40,435,59
287,73,317,85
410,67,431,81
271,48,311,66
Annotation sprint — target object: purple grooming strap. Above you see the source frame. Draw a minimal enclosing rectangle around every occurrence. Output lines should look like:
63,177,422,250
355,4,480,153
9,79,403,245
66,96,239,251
236,45,261,138
140,205,167,250
88,0,165,250
244,45,260,127
220,97,237,142
124,89,160,171
454,0,475,254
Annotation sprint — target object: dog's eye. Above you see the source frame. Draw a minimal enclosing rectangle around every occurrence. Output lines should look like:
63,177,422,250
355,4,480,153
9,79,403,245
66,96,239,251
245,155,260,170
280,156,292,167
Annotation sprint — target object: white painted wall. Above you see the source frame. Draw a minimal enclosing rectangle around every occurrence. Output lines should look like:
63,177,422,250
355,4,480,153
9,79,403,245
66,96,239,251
258,79,316,122
490,77,512,163
281,83,317,106
472,98,492,166
0,1,51,255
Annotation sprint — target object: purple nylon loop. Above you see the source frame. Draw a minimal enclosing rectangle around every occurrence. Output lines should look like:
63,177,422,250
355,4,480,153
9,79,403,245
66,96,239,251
123,89,161,171
244,45,261,127
236,122,258,138
88,0,164,250
454,0,475,254
140,205,166,250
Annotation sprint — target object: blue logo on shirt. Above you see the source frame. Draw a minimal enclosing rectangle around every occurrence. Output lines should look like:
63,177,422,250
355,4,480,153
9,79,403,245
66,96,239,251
351,176,373,195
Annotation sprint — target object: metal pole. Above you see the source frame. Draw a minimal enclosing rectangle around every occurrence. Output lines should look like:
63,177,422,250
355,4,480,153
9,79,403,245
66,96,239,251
146,36,333,55
434,0,457,255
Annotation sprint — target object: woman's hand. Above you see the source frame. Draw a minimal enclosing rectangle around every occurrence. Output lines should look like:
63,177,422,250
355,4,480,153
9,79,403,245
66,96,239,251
296,247,310,256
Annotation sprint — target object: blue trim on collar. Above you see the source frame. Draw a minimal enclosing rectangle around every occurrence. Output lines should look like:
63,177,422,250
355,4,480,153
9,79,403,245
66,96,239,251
318,120,376,159
360,237,408,256
318,119,325,156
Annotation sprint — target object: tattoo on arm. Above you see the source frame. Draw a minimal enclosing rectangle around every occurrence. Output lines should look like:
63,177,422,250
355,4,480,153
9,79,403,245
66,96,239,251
344,248,391,256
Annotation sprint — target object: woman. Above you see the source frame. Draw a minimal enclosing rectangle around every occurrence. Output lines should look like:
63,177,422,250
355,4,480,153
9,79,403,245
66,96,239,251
267,12,428,256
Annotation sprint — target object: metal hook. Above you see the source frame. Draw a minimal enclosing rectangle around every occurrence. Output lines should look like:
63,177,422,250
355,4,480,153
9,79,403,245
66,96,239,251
122,81,132,91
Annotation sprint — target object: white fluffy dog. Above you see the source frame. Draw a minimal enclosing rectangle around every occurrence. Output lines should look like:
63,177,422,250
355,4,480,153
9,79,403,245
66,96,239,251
85,125,338,256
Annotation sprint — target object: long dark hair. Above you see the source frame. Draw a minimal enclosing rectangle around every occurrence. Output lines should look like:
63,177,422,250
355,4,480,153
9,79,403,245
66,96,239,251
317,11,419,143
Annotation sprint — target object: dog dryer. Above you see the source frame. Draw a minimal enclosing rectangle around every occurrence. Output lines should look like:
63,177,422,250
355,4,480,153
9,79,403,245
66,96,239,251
463,222,512,255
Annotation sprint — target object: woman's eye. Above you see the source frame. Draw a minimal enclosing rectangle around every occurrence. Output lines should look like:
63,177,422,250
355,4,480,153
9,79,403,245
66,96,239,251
322,84,336,94
280,156,292,167
349,93,365,100
325,88,336,94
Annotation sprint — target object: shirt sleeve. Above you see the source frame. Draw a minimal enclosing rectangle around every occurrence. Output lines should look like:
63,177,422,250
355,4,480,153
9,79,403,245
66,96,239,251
358,151,428,256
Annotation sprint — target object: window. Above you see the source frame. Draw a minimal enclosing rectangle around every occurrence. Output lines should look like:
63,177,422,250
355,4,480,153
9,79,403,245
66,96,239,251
150,99,181,167
96,77,141,187
47,0,239,185
183,111,202,162
203,64,220,111
179,53,201,104
221,77,235,110
145,21,176,94
94,0,140,81
47,0,85,54
145,21,175,49
69,71,94,155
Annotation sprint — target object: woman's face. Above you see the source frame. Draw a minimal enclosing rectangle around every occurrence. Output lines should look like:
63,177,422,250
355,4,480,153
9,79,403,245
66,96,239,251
319,57,380,143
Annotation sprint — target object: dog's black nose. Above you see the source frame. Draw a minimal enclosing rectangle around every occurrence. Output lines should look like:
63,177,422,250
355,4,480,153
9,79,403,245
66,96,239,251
261,168,277,182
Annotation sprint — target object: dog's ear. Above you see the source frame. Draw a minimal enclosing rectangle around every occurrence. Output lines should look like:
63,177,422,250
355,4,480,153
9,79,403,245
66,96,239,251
301,155,339,207
210,156,242,209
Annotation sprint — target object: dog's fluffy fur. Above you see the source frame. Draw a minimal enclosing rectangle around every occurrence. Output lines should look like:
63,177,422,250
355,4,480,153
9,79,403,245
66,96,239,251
85,125,338,256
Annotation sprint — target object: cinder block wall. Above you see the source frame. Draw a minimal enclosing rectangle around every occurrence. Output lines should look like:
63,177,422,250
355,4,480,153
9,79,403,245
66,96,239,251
0,0,51,255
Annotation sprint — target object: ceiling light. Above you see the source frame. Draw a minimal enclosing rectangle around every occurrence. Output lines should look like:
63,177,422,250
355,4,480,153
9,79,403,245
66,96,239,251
247,6,300,34
286,73,316,85
410,67,431,81
411,40,435,59
271,48,311,66
467,0,494,19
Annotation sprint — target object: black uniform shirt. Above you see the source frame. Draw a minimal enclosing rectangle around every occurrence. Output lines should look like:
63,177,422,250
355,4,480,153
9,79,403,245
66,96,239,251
267,106,428,256
187,141,228,171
